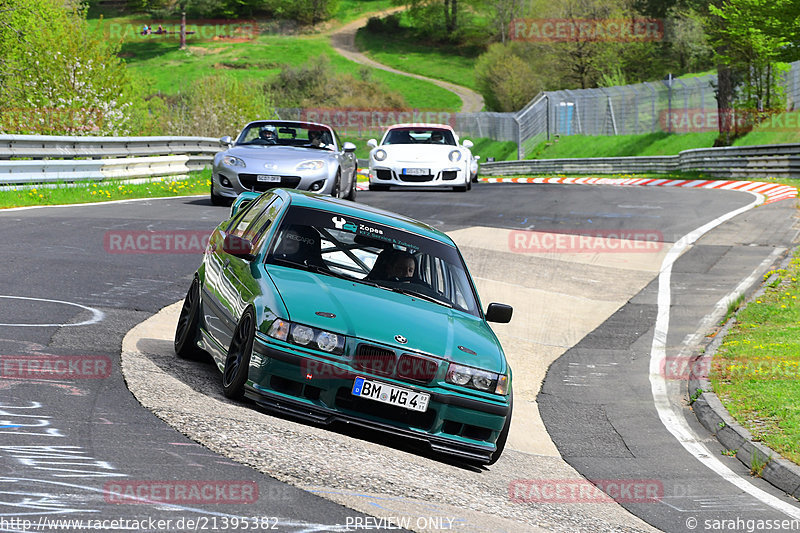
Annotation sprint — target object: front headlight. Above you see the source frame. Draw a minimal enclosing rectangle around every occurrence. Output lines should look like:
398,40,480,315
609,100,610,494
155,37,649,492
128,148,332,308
446,363,505,394
449,150,462,163
374,149,387,161
223,155,246,168
267,319,345,355
296,160,325,171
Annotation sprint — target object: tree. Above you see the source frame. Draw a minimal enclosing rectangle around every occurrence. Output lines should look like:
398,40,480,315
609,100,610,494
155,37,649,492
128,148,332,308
693,0,800,143
475,42,545,111
0,0,135,135
480,0,528,43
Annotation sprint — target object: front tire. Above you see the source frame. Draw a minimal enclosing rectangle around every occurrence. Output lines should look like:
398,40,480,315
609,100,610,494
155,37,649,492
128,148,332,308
174,278,203,359
343,169,358,201
211,181,231,207
222,308,255,399
331,169,342,198
487,390,512,465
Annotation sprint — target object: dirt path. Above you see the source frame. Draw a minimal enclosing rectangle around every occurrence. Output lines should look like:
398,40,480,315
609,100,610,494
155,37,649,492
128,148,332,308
329,9,485,113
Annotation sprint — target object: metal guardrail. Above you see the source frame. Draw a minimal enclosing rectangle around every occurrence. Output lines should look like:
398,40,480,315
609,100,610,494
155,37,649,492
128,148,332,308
480,144,800,179
0,135,221,184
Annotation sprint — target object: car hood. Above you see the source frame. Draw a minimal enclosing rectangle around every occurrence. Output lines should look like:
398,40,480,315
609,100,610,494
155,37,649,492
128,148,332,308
266,265,506,373
381,144,464,163
228,145,335,162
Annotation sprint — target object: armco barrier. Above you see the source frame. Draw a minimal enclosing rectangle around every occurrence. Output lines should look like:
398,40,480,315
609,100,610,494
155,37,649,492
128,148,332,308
481,143,800,179
0,135,221,185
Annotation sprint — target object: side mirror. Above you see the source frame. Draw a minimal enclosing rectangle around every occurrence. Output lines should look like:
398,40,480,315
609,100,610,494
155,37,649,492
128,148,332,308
343,142,357,153
220,136,233,146
474,155,481,161
485,303,513,323
462,139,473,149
222,233,255,261
367,139,378,148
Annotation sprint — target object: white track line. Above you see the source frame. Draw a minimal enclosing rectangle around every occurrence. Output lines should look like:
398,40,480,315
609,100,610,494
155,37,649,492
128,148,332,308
0,295,104,327
649,192,800,518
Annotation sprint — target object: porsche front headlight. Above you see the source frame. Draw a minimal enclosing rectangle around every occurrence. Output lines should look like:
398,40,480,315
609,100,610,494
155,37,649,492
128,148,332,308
449,150,462,163
374,149,387,162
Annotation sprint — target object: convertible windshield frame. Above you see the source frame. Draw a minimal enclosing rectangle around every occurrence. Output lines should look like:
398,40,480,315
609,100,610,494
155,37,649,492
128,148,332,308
236,121,337,150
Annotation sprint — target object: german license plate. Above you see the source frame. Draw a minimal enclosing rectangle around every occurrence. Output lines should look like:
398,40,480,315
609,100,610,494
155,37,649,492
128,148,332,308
352,377,430,412
402,168,429,176
257,175,281,183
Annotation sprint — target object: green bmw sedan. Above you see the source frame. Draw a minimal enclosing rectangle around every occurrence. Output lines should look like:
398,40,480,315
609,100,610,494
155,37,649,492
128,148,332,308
175,188,513,465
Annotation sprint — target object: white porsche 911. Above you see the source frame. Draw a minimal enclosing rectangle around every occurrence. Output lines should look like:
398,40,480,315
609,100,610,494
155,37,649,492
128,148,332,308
367,124,478,192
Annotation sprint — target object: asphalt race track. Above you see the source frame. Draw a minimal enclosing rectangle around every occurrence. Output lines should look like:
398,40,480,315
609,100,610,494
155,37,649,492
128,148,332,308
1,182,799,532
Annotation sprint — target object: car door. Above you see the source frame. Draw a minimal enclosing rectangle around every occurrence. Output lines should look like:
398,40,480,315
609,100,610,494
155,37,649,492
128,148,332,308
203,194,276,351
334,129,356,189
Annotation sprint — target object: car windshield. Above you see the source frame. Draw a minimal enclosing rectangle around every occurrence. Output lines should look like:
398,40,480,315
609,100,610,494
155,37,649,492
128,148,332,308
265,206,480,316
383,128,456,146
237,122,334,150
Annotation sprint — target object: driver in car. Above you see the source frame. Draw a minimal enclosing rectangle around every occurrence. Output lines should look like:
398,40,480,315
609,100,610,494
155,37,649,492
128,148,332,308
386,251,415,280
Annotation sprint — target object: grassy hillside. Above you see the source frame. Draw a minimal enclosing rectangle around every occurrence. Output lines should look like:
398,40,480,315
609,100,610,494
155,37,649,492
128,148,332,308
90,14,461,111
354,23,480,90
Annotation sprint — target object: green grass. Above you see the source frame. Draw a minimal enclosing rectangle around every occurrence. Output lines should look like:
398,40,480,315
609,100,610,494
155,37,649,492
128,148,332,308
91,15,461,111
0,171,210,209
334,0,395,23
710,255,800,466
528,119,800,159
528,132,719,159
470,137,519,162
355,25,481,90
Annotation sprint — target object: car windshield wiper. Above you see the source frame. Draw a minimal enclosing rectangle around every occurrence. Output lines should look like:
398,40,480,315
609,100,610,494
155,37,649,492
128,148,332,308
384,285,453,308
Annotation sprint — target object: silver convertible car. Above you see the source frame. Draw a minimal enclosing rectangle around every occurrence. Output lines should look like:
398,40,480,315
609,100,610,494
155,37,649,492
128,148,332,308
211,120,358,205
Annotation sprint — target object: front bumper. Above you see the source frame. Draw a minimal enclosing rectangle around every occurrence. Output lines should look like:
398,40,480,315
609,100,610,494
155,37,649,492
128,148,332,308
214,166,334,196
245,336,509,463
369,164,468,188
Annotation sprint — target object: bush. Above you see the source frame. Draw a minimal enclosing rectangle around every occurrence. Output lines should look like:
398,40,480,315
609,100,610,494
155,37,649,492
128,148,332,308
365,14,401,34
158,75,274,137
474,43,542,112
269,57,406,109
0,0,135,135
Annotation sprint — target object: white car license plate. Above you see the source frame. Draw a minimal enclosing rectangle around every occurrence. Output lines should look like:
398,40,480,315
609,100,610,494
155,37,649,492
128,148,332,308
257,175,282,183
352,377,430,413
402,168,429,176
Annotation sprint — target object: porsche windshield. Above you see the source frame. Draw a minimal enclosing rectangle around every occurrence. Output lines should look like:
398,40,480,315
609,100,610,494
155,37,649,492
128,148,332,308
237,122,334,150
266,206,480,316
383,128,456,146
